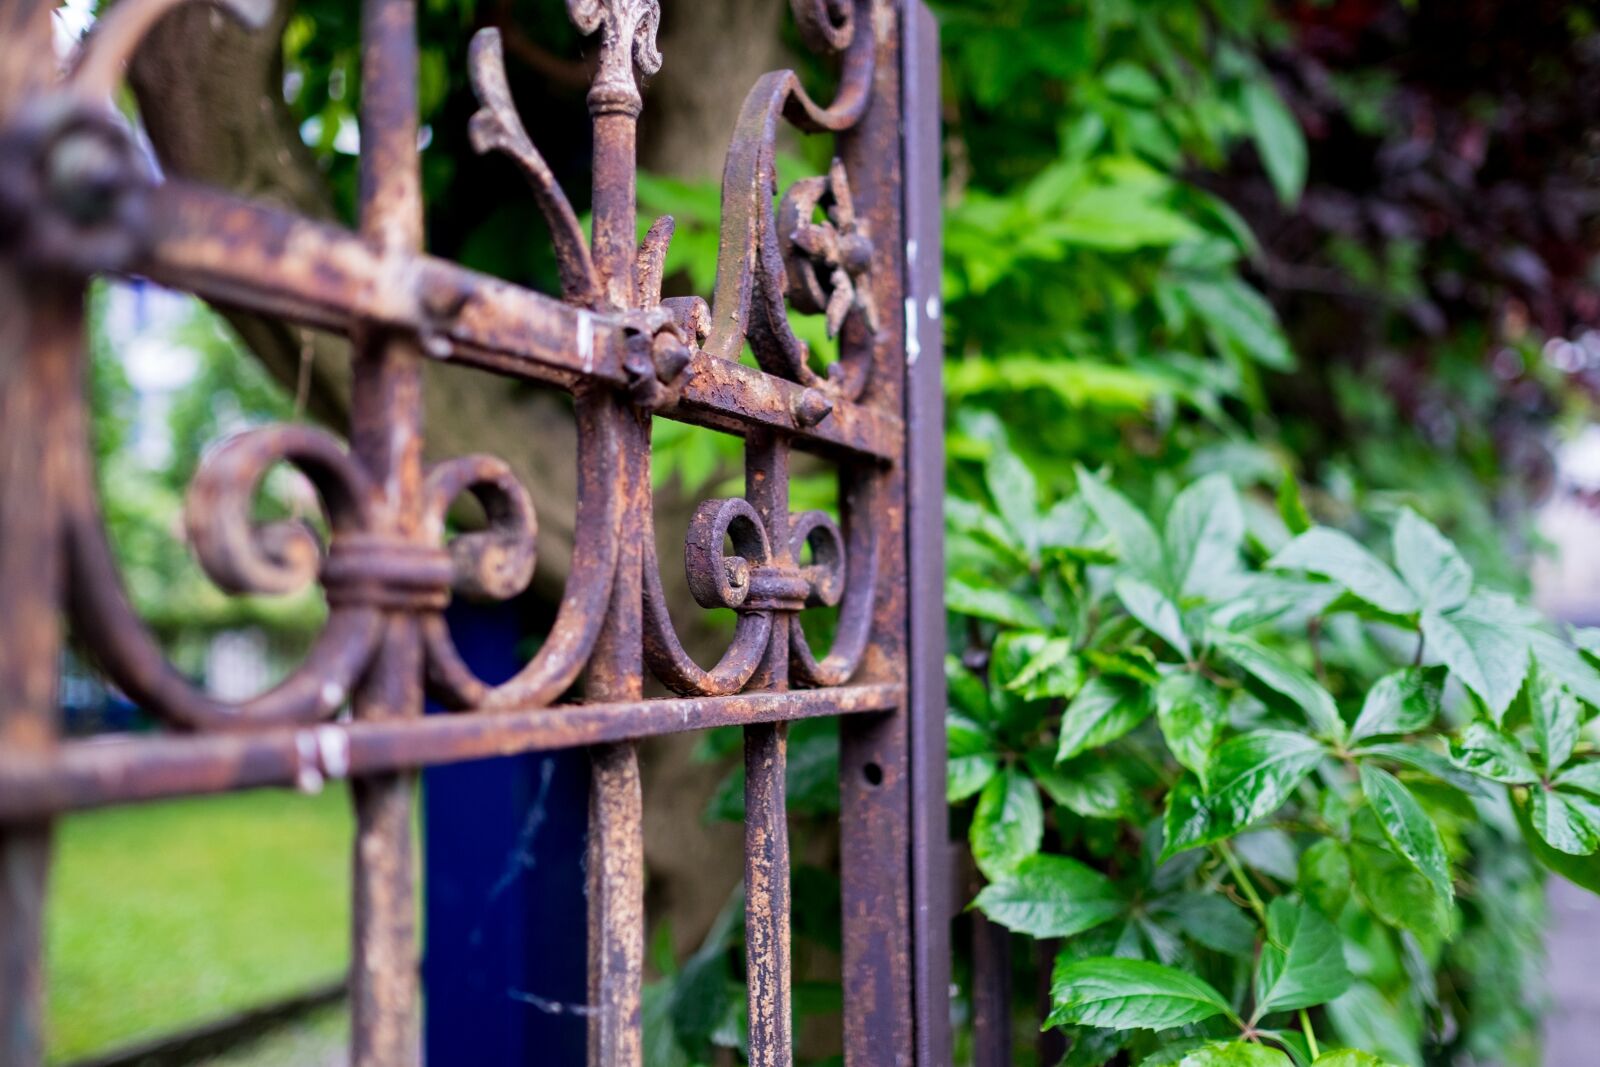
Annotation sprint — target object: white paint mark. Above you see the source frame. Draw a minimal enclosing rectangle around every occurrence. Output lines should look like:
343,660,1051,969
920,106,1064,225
926,294,940,321
906,238,918,268
507,989,597,1016
316,726,350,780
320,681,346,711
577,309,594,374
905,297,921,365
293,731,324,795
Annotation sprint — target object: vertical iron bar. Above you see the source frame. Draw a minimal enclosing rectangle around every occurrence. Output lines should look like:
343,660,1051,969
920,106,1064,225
901,4,951,1063
0,280,74,1067
585,736,643,1067
0,7,73,1063
349,0,425,1061
839,2,915,1062
582,16,649,1063
970,909,1012,1067
584,401,645,1067
745,432,793,1066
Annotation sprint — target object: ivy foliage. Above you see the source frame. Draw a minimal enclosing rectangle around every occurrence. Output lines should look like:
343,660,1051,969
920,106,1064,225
950,426,1596,1064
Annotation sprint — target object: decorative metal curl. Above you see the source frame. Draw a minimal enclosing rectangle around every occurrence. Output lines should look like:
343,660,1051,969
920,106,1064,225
185,425,374,597
422,390,626,710
789,0,855,55
701,0,878,402
780,158,880,341
789,509,846,608
466,28,600,306
65,424,386,731
643,497,774,697
789,468,878,688
422,454,538,602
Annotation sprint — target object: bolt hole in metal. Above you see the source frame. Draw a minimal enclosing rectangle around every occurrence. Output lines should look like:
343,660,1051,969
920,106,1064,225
862,762,883,787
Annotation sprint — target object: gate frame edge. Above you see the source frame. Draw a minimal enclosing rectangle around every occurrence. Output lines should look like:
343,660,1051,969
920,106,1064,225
901,4,952,1064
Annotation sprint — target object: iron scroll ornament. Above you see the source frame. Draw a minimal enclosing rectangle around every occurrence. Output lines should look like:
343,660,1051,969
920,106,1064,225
1,0,890,729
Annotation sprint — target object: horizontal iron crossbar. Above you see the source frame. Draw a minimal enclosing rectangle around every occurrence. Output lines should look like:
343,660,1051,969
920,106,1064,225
137,182,903,461
0,684,901,820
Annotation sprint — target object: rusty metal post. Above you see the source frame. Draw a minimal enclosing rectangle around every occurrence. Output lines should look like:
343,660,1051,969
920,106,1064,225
839,3,916,1063
574,6,657,1063
348,0,426,1061
0,5,73,1064
584,398,645,1067
745,432,794,1065
584,398,646,1067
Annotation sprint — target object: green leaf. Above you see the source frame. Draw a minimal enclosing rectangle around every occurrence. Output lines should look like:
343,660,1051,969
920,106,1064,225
986,445,1042,555
1150,892,1257,956
1326,984,1423,1067
1529,788,1600,856
1349,667,1443,743
1554,761,1600,796
1527,627,1600,713
1244,77,1307,206
1349,836,1449,937
1076,466,1167,586
973,854,1125,938
1178,1042,1293,1067
1253,898,1353,1018
1155,672,1225,783
947,577,1047,629
1181,278,1295,372
1164,474,1245,599
1054,185,1207,251
1313,1051,1405,1067
1358,764,1452,903
1215,632,1344,741
1513,792,1600,893
947,656,993,721
971,769,1042,880
1057,676,1155,761
1353,741,1486,796
1449,722,1538,785
1422,594,1530,721
1277,474,1311,536
1046,957,1232,1031
1268,529,1417,616
1391,510,1472,612
947,714,998,802
1529,671,1580,772
1299,838,1352,919
1006,636,1083,700
1116,576,1191,659
1033,752,1141,821
1162,730,1326,857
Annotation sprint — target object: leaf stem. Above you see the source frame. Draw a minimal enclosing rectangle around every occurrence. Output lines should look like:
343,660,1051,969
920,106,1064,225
1412,631,1425,667
1217,842,1269,925
1300,1008,1320,1059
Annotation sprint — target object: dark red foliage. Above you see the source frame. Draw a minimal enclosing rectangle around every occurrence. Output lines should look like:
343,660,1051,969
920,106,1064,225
1218,1,1600,496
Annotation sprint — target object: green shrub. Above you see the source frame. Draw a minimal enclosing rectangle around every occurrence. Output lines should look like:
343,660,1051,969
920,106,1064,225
947,428,1600,1064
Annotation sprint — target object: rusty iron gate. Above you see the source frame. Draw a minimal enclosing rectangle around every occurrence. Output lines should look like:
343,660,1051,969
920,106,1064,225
0,0,949,1063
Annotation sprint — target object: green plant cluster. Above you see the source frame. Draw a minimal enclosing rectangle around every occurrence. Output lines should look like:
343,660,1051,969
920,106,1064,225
949,425,1600,1064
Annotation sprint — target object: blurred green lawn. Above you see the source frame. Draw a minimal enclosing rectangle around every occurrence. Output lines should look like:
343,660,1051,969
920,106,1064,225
45,789,353,1063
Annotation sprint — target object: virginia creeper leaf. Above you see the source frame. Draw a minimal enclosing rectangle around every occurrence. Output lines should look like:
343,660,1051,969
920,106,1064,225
1046,956,1232,1031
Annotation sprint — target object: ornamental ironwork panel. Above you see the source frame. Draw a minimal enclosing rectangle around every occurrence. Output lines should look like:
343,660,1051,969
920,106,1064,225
0,0,947,1064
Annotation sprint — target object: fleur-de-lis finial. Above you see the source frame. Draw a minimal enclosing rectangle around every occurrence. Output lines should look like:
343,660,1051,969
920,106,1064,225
567,0,662,116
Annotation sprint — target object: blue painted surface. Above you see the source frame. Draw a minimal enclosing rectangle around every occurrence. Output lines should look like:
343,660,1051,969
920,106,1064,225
422,599,590,1064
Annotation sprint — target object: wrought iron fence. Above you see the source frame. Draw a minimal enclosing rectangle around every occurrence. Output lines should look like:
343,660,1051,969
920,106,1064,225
0,0,947,1063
